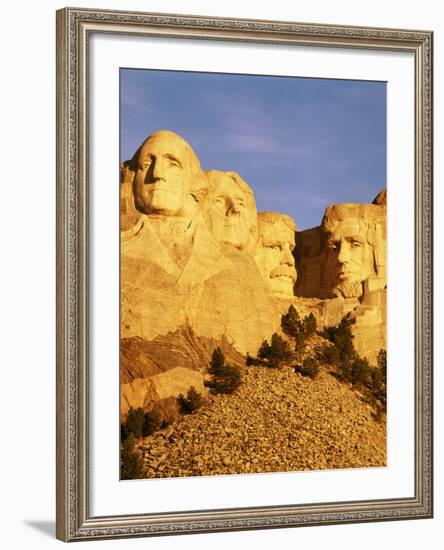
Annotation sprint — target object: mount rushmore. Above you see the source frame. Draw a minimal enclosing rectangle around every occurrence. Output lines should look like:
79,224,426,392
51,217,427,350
120,130,387,417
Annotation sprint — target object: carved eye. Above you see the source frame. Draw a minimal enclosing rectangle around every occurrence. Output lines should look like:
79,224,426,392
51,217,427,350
328,243,338,251
168,159,180,168
140,159,152,170
352,241,362,248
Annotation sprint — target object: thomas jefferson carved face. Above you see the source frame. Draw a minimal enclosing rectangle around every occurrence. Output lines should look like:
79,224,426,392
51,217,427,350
206,171,257,250
133,131,205,217
255,213,297,298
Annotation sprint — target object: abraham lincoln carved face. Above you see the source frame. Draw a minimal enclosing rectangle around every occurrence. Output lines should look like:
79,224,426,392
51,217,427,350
322,204,386,298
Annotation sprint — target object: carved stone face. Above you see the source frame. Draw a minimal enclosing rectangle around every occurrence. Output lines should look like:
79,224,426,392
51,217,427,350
207,172,256,250
326,218,375,291
255,217,297,297
133,133,192,217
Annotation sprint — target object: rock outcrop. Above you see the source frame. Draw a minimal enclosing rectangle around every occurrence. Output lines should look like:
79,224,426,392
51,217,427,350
121,367,208,422
121,131,279,355
120,129,387,427
121,326,244,383
120,162,140,232
120,326,245,420
373,188,387,206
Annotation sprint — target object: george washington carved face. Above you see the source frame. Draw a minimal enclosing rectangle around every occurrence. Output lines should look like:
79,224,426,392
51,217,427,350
132,130,207,218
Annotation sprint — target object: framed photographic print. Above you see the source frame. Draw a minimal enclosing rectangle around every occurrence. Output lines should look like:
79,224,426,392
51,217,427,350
56,7,433,542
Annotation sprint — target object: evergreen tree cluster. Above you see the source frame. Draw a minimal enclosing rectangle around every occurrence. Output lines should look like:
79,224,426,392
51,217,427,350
120,433,144,480
318,317,387,412
178,386,204,414
120,407,162,480
293,357,320,379
281,305,317,349
245,306,318,369
256,333,291,367
206,347,242,394
121,406,162,441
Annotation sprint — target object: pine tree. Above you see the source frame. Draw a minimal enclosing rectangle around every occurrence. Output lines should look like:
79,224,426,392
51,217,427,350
270,332,290,361
333,317,356,363
316,342,340,365
282,306,318,350
350,356,371,385
281,305,301,338
303,312,317,336
257,339,271,359
294,357,320,379
207,347,242,394
125,407,145,439
142,409,161,436
120,434,144,480
178,386,204,413
377,349,387,375
209,347,225,375
208,364,241,394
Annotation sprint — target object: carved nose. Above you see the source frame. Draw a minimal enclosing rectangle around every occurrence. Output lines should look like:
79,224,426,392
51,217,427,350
226,200,241,216
281,246,294,266
151,159,166,181
337,244,350,264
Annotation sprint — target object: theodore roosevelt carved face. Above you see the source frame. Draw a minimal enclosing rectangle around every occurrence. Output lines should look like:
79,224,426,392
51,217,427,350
132,130,207,218
254,212,297,298
205,170,258,250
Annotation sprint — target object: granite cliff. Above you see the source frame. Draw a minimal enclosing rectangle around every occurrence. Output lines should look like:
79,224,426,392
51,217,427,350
120,130,387,442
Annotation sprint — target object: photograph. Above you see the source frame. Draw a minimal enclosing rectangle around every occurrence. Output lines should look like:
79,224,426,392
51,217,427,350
119,69,388,480
54,6,433,541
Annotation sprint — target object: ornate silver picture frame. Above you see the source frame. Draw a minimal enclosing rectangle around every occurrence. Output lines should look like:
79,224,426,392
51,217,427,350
56,7,433,542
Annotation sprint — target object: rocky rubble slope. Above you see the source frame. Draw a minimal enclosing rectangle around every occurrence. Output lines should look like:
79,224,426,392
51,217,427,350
133,363,386,478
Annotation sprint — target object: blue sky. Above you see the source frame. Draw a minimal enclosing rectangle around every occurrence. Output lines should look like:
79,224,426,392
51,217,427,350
120,69,386,230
